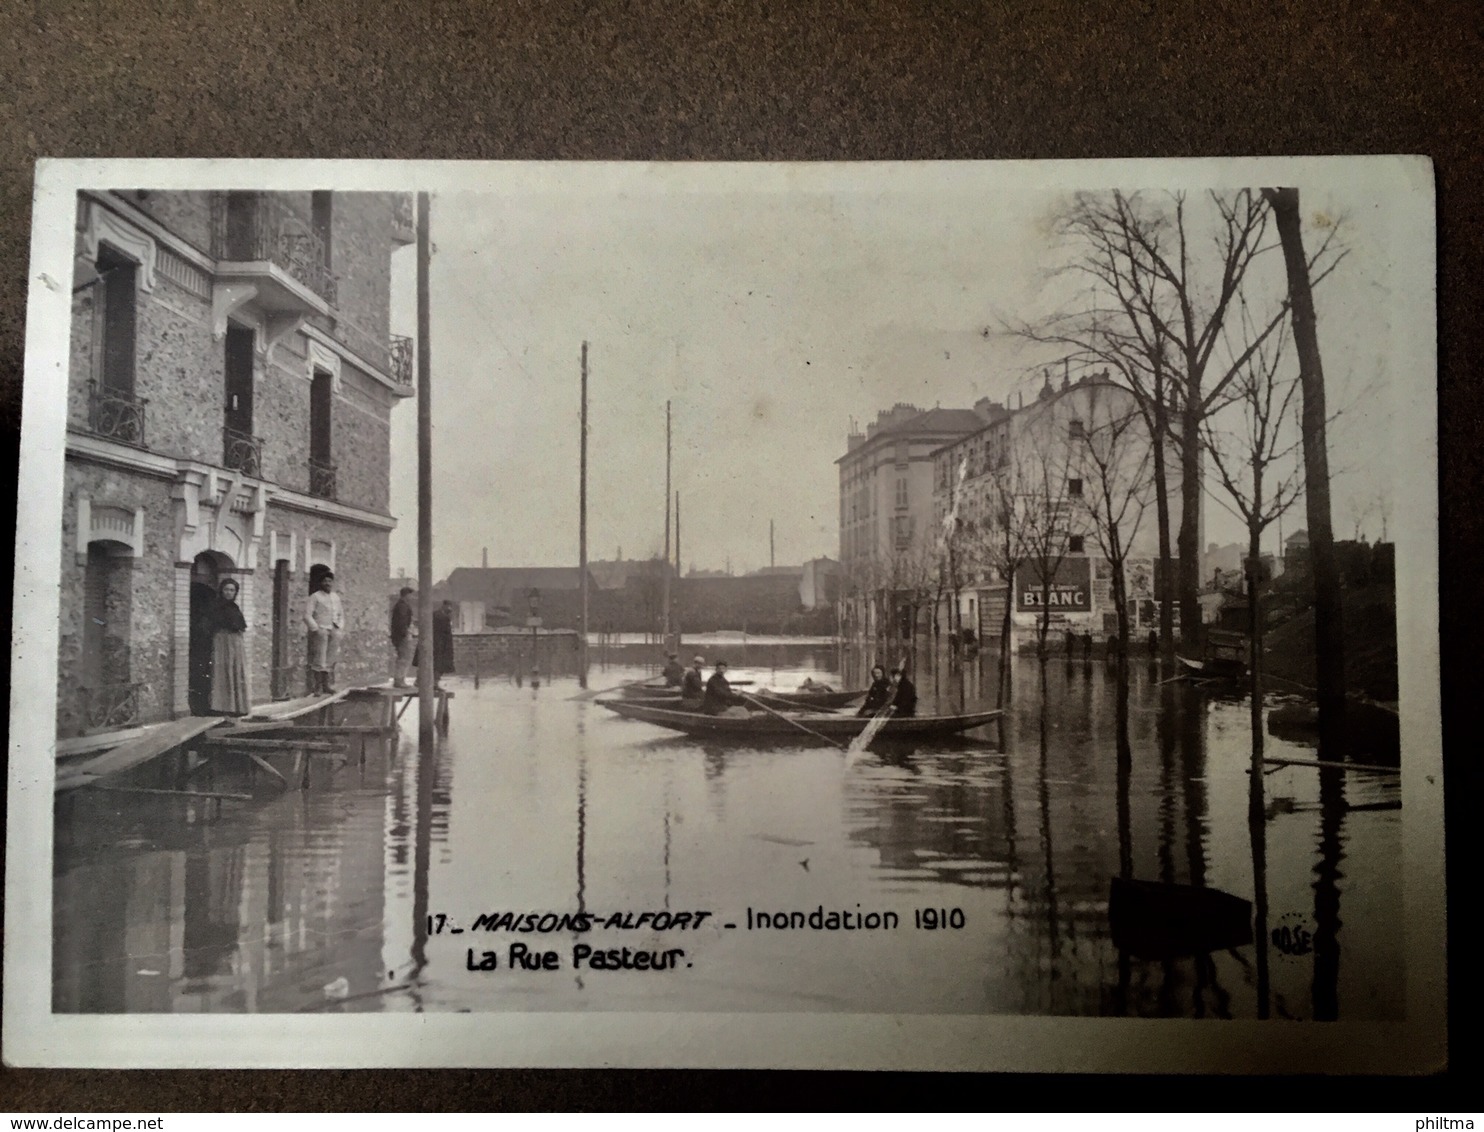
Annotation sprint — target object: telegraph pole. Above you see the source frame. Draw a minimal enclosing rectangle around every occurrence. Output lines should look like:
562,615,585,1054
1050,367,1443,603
579,341,589,688
416,191,435,751
662,400,671,646
674,491,681,646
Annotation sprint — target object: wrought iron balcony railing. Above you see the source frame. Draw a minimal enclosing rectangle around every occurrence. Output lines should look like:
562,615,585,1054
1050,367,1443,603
212,192,338,305
81,682,141,732
223,426,263,478
390,334,414,388
87,381,147,447
309,456,337,501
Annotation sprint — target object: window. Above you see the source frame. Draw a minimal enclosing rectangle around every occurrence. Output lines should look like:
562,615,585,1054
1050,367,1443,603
95,246,137,395
223,324,259,475
309,369,336,499
311,190,333,267
1069,534,1085,553
895,478,908,509
1068,478,1083,498
894,441,909,468
1069,418,1086,439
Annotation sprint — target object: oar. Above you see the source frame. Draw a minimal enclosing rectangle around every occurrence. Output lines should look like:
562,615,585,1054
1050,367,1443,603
741,693,844,749
567,675,666,702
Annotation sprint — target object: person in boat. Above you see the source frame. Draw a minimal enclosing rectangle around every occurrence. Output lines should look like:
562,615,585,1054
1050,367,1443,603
209,578,251,716
702,660,748,715
681,656,706,706
857,665,891,717
661,652,685,686
888,666,917,718
797,675,834,693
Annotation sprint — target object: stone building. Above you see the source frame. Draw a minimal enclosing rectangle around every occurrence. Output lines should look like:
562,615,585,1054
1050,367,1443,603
930,372,1189,651
836,402,995,639
59,188,415,736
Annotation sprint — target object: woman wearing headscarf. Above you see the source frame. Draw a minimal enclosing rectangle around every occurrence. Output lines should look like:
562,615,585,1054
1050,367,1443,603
209,578,251,715
856,665,892,717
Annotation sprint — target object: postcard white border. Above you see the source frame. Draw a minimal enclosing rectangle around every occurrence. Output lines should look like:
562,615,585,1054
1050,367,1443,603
4,156,1443,1071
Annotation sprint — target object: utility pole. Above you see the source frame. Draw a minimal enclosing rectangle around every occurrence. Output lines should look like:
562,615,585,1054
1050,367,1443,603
770,519,775,570
662,400,671,646
673,491,682,646
416,190,435,751
579,340,589,688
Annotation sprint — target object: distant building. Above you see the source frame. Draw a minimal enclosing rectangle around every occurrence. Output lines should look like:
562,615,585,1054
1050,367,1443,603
443,566,599,629
929,372,1188,651
837,401,995,637
59,188,414,735
799,556,840,611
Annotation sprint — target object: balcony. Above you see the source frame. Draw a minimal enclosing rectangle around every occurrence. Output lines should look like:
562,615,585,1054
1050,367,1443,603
88,381,147,447
223,426,263,478
212,192,337,313
309,456,337,501
81,682,141,732
390,334,415,388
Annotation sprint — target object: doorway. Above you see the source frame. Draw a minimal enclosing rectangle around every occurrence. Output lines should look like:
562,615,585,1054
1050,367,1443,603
270,559,291,699
188,551,233,715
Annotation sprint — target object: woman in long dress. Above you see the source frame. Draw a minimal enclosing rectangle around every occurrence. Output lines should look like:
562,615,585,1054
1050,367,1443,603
209,578,251,715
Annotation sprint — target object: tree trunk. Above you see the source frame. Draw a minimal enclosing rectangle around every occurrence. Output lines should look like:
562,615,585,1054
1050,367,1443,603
1177,392,1203,653
1265,186,1347,755
1151,390,1176,665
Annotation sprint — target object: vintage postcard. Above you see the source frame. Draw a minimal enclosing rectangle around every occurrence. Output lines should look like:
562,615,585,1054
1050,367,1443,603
4,157,1442,1071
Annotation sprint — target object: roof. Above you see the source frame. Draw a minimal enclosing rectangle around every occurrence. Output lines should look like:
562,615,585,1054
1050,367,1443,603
444,566,596,603
837,406,987,464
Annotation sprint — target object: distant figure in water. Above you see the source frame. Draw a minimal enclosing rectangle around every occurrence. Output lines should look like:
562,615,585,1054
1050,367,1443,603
661,651,685,686
1148,629,1160,656
1066,629,1077,656
1083,632,1094,661
702,660,748,715
210,578,251,716
798,676,834,693
889,666,917,718
857,665,891,717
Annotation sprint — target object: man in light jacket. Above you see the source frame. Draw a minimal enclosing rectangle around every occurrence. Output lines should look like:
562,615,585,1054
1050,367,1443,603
390,586,416,687
305,571,345,694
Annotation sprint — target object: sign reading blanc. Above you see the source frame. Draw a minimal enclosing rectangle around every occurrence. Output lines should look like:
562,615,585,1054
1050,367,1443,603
1015,558,1092,612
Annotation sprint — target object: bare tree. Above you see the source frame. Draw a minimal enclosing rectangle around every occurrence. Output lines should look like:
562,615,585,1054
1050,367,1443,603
1201,305,1306,776
1013,388,1081,659
1071,384,1154,666
1017,190,1346,660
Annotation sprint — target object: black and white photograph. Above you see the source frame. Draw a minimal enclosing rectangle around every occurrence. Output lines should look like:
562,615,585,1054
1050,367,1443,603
4,157,1442,1071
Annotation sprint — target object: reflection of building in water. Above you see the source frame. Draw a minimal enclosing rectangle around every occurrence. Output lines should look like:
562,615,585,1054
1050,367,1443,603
52,746,394,1013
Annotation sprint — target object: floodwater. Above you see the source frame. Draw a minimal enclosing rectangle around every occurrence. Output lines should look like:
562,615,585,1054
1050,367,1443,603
52,644,1405,1019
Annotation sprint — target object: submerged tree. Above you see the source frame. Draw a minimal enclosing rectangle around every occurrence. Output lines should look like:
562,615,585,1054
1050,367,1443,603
1071,381,1155,667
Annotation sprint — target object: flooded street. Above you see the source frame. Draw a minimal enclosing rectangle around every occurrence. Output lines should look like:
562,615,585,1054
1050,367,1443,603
54,644,1405,1019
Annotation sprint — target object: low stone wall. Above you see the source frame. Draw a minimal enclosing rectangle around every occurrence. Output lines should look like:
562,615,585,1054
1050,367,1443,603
453,631,582,678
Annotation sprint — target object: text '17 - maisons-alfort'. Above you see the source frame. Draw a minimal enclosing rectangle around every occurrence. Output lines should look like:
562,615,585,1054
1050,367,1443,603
60,189,416,737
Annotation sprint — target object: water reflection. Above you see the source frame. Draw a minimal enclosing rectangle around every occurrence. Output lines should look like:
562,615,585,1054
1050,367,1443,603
53,645,1404,1019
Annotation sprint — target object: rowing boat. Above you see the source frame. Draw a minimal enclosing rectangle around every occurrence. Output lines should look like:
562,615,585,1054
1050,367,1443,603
596,699,1002,739
616,678,756,699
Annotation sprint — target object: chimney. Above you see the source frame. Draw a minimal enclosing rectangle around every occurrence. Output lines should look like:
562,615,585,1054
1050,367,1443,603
482,546,488,569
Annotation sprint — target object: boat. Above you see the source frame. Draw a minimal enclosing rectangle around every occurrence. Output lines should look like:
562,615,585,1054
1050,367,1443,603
1108,876,1253,959
1177,629,1250,680
624,686,864,710
596,699,1002,739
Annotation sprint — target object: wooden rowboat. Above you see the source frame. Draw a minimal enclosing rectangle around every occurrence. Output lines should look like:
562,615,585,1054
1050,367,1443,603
617,678,755,699
596,699,1002,739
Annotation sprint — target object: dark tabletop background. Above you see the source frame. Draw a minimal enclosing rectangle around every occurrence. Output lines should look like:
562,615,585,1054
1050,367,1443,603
1,0,1478,1110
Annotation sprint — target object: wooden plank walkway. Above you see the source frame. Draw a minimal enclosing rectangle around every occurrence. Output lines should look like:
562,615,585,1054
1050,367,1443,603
56,721,172,760
55,716,225,793
243,690,350,722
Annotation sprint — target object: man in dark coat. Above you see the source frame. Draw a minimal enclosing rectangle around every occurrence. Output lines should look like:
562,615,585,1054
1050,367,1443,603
661,652,685,686
390,586,415,687
432,600,456,683
889,666,918,718
681,655,706,706
702,660,747,715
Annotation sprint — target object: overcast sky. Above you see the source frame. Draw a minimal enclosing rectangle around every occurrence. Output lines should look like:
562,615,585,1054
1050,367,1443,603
386,169,1407,579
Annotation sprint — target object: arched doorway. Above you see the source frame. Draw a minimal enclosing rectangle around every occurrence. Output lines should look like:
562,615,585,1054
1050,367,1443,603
189,550,234,715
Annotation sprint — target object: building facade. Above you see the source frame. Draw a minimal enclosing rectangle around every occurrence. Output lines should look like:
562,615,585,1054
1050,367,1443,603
836,403,993,638
930,373,1189,652
59,189,415,736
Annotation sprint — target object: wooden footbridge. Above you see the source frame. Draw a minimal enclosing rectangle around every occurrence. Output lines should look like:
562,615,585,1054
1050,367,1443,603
55,684,453,806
